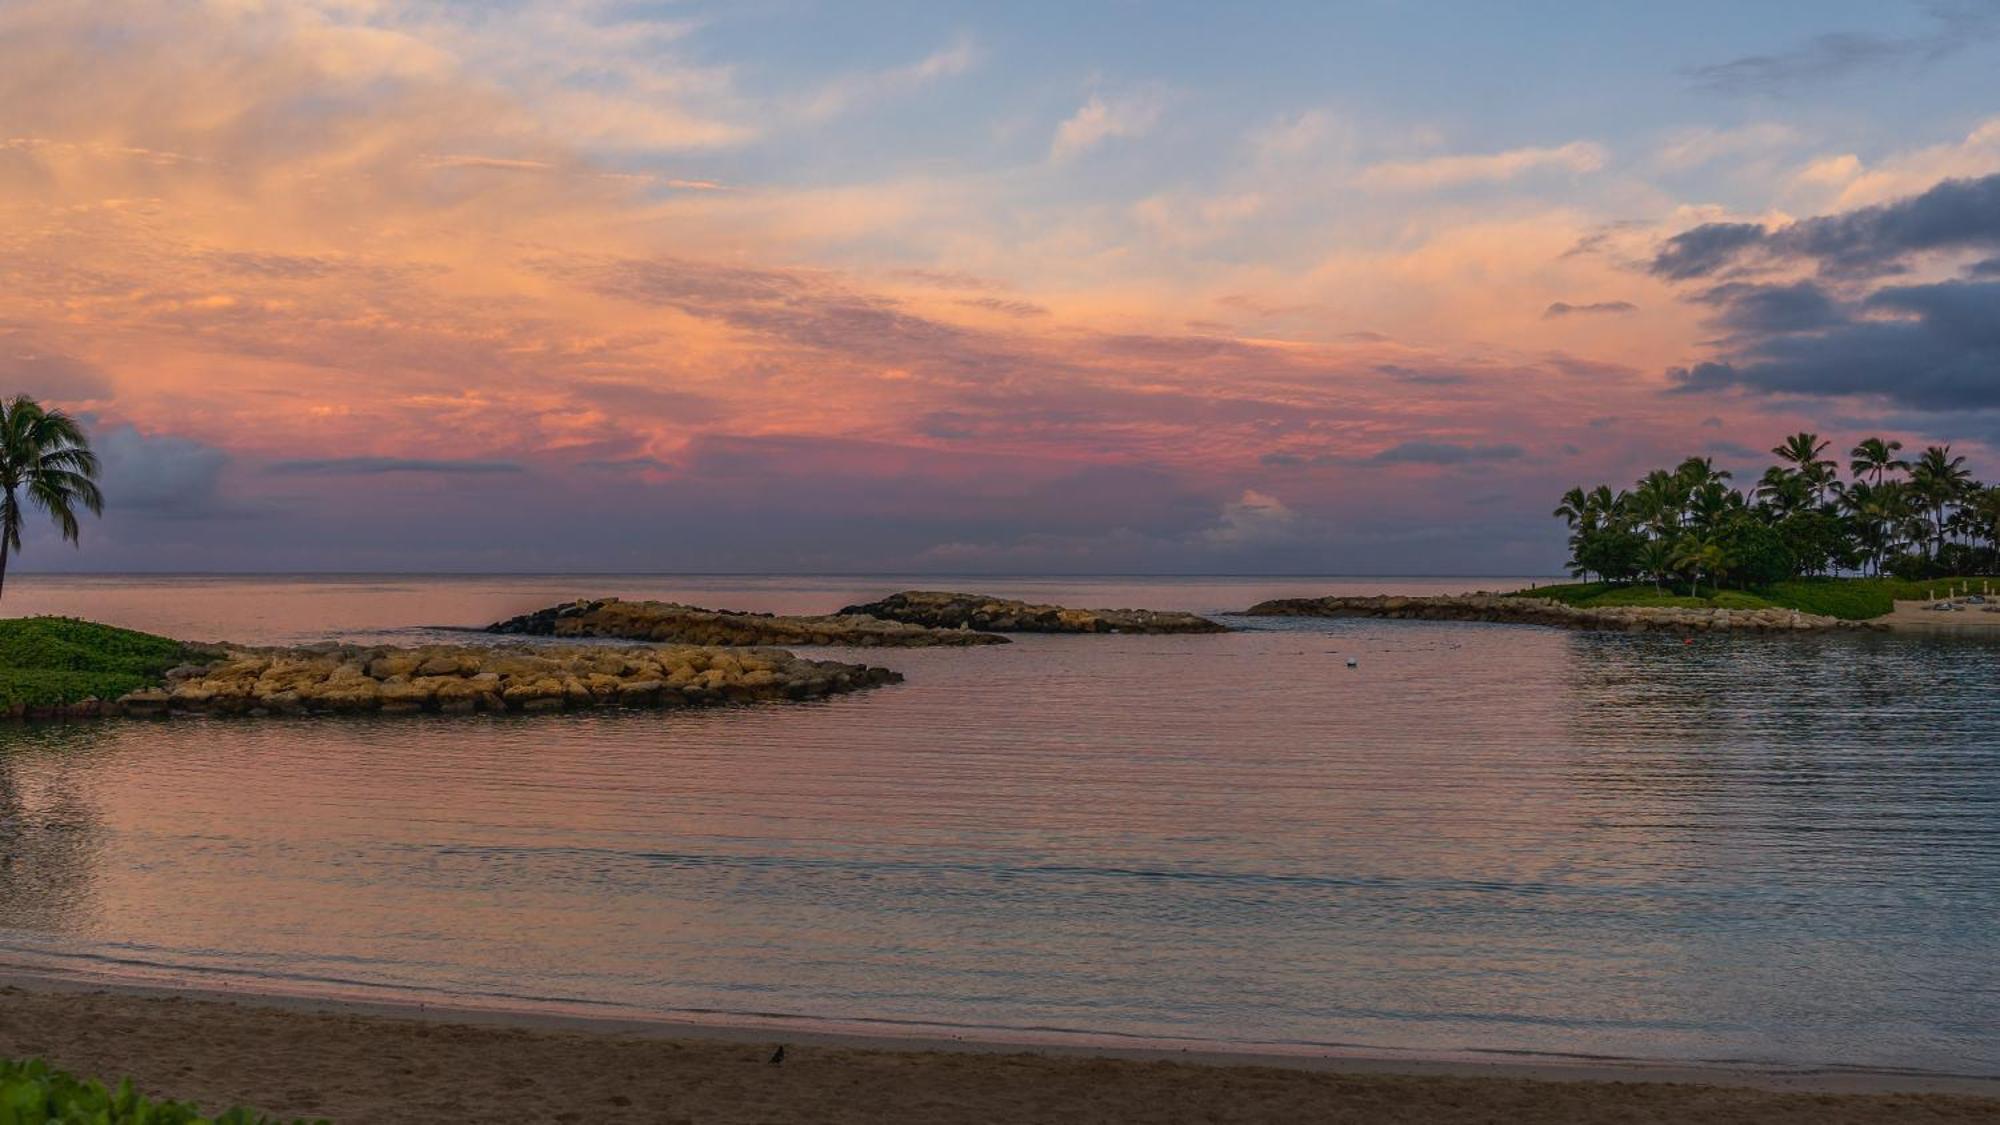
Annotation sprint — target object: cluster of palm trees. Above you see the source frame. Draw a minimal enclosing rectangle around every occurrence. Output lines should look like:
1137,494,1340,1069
1556,433,1999,592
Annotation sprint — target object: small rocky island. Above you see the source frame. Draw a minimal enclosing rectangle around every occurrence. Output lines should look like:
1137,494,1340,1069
488,597,1009,646
1243,594,1878,633
839,591,1228,634
95,641,899,719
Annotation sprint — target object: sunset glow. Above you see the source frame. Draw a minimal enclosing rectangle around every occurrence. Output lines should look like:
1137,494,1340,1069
6,0,1999,572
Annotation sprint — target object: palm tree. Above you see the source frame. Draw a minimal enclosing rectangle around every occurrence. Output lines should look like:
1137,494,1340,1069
1636,538,1674,593
1963,486,2000,557
1772,432,1836,506
1910,445,1973,562
1553,487,1589,530
1849,437,1907,489
1754,466,1809,517
1672,535,1727,597
0,396,103,601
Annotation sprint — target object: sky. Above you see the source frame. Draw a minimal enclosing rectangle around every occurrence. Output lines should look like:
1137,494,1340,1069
4,0,2000,574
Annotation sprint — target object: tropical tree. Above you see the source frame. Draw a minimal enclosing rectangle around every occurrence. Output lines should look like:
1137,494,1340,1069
1635,538,1674,592
1849,437,1907,489
1671,535,1728,597
1911,445,1973,562
0,396,104,601
1753,466,1810,517
1772,432,1836,505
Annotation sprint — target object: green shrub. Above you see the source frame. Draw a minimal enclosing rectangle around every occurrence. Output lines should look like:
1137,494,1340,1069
1510,576,1976,620
0,1056,325,1124
0,617,195,711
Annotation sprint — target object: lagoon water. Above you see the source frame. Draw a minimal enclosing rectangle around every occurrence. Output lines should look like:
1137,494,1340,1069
2,575,1998,1074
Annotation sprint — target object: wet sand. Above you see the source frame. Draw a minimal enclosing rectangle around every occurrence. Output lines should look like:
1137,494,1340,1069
3,976,1997,1124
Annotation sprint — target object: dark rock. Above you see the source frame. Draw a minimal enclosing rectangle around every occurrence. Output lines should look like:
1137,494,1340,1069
840,591,1228,635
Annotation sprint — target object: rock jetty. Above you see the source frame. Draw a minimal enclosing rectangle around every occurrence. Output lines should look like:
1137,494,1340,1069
81,642,898,720
840,590,1229,634
1242,594,1880,633
487,597,1008,646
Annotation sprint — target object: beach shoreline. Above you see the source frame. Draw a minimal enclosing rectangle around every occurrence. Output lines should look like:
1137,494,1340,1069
4,966,1998,1108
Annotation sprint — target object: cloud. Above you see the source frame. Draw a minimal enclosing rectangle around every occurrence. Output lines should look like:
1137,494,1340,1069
1200,489,1300,547
576,456,674,473
1050,90,1164,160
1365,441,1525,465
955,296,1049,318
1654,123,1800,171
0,338,114,401
802,37,977,120
1689,281,1840,334
1650,170,2000,413
1686,4,2000,94
91,423,234,518
1649,222,1771,280
1374,363,1469,386
1543,300,1637,318
1356,141,1605,190
1668,278,2000,409
1650,171,2000,279
269,457,525,475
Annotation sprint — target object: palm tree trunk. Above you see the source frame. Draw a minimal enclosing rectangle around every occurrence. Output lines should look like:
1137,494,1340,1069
0,531,9,603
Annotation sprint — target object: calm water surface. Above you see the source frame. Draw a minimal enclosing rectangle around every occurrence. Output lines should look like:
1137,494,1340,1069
1,575,1997,1073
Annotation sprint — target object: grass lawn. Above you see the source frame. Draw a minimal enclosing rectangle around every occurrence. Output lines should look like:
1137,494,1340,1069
0,616,197,711
1508,576,1995,620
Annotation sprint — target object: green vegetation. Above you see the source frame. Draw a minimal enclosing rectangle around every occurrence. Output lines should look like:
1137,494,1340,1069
0,1057,324,1124
0,617,195,711
1554,432,1999,599
1512,577,1991,620
0,395,105,602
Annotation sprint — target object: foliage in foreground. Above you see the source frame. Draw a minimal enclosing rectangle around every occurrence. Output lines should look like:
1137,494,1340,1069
0,1057,325,1125
0,617,195,710
1510,576,1994,620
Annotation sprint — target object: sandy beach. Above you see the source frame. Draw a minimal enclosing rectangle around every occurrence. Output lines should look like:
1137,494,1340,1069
1875,599,2000,630
3,976,1997,1124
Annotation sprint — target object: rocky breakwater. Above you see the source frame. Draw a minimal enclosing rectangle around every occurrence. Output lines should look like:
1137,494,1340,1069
488,598,1008,646
839,590,1229,634
102,642,899,719
1242,594,1880,634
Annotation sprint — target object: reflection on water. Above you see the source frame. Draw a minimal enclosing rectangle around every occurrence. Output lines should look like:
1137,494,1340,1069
0,725,110,932
0,576,1996,1074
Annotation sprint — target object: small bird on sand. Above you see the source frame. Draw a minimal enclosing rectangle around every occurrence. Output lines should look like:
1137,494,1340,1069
769,1045,786,1065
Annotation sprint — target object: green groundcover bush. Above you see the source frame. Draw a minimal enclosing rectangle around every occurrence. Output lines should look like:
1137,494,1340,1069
1509,576,1993,621
0,1057,326,1124
0,617,194,711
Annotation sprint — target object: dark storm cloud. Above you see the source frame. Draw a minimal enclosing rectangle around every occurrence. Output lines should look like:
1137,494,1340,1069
1649,173,2000,280
1543,300,1637,318
1668,279,2000,409
1691,281,1841,334
270,457,525,475
1969,256,2000,276
1685,2,2000,94
1649,222,1770,280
